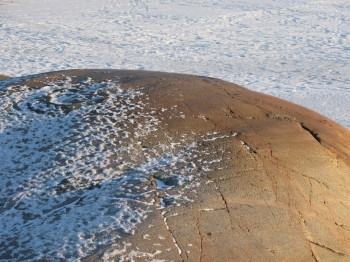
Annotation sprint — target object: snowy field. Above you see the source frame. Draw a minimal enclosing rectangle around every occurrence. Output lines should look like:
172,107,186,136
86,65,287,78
1,0,349,128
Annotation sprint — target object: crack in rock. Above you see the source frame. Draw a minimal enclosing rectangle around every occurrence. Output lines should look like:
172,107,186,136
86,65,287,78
151,176,184,261
300,123,321,143
161,210,184,261
214,182,235,233
309,241,345,257
240,140,257,154
196,210,203,262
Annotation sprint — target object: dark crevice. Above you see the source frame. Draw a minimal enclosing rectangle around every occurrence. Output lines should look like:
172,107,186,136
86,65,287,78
309,241,345,256
277,162,329,189
214,182,236,233
196,212,203,262
241,140,257,154
310,245,319,262
301,123,321,143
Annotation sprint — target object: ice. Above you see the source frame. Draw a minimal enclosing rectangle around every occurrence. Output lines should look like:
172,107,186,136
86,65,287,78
0,0,349,128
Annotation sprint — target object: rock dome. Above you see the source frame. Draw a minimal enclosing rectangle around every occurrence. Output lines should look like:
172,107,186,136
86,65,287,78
1,70,350,261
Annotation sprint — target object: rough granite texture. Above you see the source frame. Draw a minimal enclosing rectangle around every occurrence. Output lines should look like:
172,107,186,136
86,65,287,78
3,70,350,261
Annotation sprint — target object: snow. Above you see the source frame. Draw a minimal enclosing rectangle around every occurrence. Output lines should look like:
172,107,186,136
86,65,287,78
0,0,350,260
0,75,235,260
0,0,349,128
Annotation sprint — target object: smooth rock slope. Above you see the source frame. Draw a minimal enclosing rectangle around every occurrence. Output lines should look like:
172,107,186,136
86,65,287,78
1,70,350,261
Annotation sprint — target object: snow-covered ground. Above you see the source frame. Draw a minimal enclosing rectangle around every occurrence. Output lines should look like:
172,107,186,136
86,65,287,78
1,0,349,127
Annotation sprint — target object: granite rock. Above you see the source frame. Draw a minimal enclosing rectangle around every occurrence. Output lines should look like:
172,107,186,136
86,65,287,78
1,70,350,261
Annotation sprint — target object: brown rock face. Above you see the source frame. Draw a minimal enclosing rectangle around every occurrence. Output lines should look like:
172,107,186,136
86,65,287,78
1,70,350,261
0,74,11,80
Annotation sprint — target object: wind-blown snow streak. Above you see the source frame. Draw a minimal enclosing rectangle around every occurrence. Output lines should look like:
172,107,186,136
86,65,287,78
0,76,229,260
0,0,349,127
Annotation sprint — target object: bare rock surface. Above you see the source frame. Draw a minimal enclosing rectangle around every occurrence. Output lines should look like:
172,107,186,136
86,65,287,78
1,69,350,261
0,74,11,80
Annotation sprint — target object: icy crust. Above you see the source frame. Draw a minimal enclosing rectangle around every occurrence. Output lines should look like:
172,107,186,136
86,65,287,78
0,77,232,261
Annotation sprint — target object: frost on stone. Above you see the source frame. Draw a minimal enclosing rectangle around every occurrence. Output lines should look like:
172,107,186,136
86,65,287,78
0,77,232,261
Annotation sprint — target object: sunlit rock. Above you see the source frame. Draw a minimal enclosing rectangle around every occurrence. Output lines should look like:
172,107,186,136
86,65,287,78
1,70,350,261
